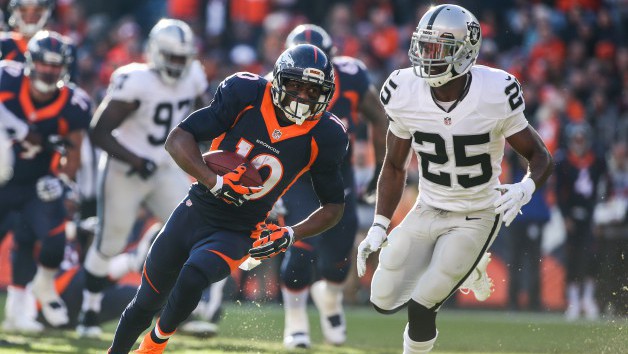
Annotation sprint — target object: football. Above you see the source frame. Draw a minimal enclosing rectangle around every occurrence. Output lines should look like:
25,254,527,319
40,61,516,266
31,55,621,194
202,150,263,187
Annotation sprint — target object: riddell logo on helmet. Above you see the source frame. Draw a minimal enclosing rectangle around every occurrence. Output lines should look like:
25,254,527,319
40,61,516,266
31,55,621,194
303,68,324,82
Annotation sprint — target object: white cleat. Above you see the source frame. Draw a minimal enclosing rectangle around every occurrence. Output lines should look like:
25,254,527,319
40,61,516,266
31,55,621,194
180,320,219,337
565,301,581,322
2,317,44,333
460,252,494,301
283,332,311,349
3,285,44,333
40,299,70,327
310,281,346,345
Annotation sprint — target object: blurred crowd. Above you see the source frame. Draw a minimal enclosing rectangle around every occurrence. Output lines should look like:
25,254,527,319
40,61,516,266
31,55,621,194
1,0,626,319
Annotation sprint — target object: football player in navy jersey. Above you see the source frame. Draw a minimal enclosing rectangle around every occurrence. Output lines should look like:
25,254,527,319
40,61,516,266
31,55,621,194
0,31,92,331
108,44,348,354
276,24,388,348
0,0,79,81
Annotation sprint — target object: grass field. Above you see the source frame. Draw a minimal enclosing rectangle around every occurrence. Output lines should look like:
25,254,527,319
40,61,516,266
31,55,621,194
0,297,626,354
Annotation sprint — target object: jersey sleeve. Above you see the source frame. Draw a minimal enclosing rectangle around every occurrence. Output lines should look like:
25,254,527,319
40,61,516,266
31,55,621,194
497,72,528,137
106,65,144,103
380,70,412,139
65,87,93,131
189,60,209,96
501,111,529,137
335,57,371,97
0,64,28,140
178,72,264,142
309,116,349,204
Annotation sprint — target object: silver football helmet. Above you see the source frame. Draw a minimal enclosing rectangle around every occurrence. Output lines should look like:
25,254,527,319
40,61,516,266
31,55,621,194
146,19,196,85
8,0,53,38
409,4,481,87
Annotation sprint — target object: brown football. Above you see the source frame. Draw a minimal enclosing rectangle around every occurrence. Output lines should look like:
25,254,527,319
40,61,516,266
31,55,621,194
202,150,263,187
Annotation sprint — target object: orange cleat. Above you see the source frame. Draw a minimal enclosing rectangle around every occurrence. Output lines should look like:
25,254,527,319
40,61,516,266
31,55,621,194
133,331,169,354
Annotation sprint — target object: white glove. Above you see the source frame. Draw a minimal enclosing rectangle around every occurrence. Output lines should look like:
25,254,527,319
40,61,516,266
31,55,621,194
268,197,287,220
494,179,536,227
356,216,390,278
36,175,64,202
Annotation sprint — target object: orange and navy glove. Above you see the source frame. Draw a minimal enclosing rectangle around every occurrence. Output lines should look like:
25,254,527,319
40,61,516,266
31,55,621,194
210,163,263,206
249,223,294,260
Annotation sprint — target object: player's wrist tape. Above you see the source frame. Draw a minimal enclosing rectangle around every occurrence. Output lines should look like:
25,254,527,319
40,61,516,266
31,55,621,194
210,175,223,194
372,214,391,230
285,226,295,238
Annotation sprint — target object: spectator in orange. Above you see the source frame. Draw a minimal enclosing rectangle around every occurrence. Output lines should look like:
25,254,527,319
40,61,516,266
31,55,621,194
98,19,143,86
368,8,398,67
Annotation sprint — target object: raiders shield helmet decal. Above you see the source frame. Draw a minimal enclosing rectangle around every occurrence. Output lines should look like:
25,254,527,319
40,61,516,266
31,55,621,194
467,21,481,45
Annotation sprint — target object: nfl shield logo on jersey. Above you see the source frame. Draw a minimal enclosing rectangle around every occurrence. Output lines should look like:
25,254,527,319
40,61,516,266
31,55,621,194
444,117,452,126
272,129,282,140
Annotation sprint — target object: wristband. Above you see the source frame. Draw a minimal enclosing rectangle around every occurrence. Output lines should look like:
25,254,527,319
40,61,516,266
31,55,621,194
210,175,223,194
285,226,295,237
372,214,391,230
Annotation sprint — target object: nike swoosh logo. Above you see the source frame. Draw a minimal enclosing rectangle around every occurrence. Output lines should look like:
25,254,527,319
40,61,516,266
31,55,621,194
465,216,481,221
506,76,512,81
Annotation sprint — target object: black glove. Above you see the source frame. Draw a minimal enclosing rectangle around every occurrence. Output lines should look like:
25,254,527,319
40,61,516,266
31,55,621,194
249,224,295,260
210,164,263,207
127,158,157,180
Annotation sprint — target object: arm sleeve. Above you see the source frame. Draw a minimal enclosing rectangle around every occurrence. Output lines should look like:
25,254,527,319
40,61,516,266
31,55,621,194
178,73,262,142
309,124,349,204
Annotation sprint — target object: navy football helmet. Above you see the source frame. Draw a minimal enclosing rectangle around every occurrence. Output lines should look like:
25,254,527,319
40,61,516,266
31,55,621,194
24,31,73,93
8,0,53,37
285,24,335,57
271,44,335,125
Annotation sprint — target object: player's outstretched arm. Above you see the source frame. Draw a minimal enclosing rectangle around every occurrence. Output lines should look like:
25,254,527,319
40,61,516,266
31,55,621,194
359,86,388,202
165,126,217,189
90,98,146,170
249,202,344,260
495,125,553,226
357,130,412,277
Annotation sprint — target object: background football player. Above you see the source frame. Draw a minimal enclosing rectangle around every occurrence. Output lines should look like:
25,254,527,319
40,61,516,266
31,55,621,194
107,44,348,354
277,24,388,349
0,30,92,331
77,18,209,337
1,0,78,80
0,122,14,185
356,4,553,353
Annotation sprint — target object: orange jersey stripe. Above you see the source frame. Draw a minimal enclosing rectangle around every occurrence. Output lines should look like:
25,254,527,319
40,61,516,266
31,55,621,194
142,265,160,294
19,78,70,122
48,221,66,237
0,91,15,102
259,83,320,143
207,249,249,273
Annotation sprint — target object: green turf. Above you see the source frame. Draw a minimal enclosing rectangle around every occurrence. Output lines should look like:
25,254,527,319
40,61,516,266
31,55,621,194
0,294,625,353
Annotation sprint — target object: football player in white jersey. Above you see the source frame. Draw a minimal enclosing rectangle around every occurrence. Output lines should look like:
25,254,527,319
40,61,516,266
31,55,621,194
78,18,209,337
356,4,553,353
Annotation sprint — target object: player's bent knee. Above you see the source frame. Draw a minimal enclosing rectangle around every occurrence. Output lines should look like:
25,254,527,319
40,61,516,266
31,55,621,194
372,302,406,315
177,265,211,294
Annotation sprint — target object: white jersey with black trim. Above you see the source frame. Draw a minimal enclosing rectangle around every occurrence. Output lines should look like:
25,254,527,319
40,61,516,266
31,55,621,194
381,65,529,212
107,60,208,165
